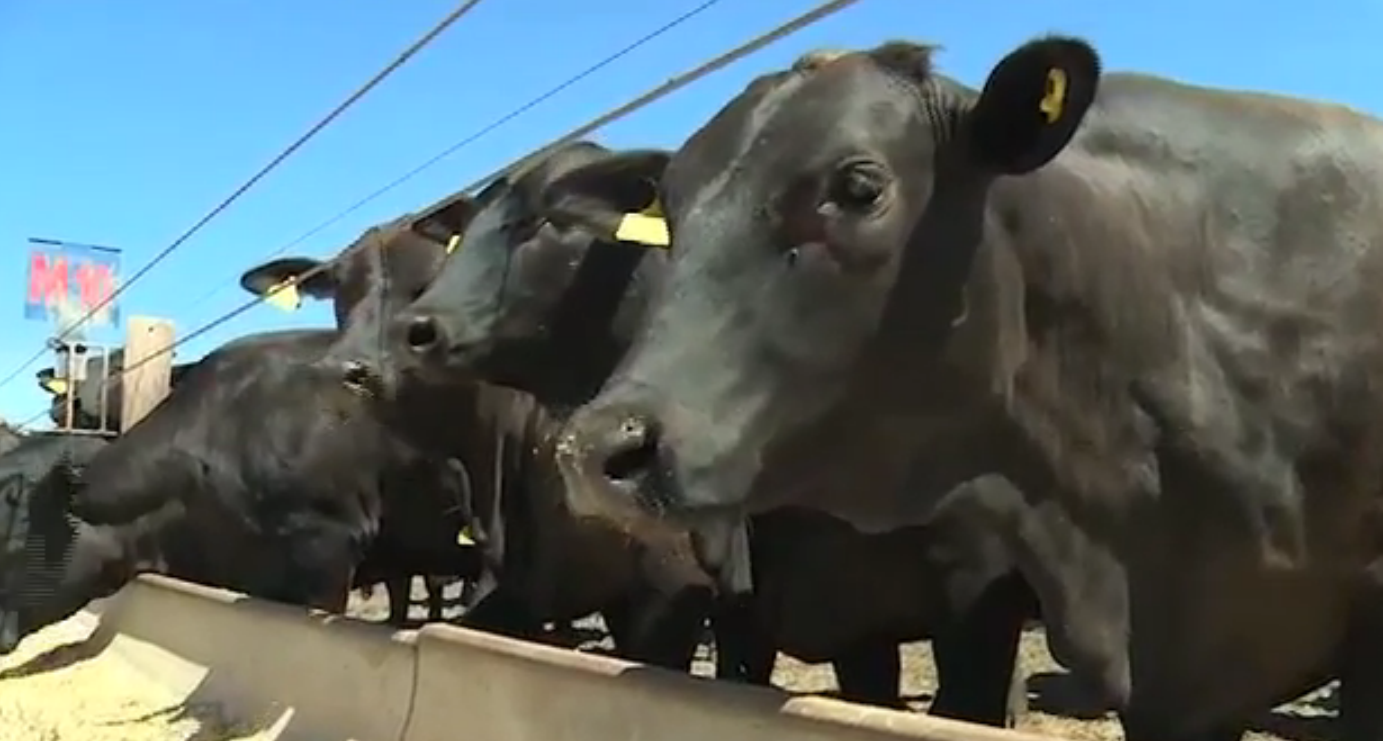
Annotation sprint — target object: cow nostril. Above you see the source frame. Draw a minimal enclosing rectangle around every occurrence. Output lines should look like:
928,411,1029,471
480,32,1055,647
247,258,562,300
342,360,375,390
602,417,660,483
405,316,440,352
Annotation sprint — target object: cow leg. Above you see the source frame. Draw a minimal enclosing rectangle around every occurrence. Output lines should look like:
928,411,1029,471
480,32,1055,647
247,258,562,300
549,618,583,643
462,585,544,641
1123,719,1246,741
929,573,1032,727
711,594,777,686
602,601,634,648
320,587,350,614
459,578,479,607
831,637,904,708
383,576,412,626
1339,593,1383,741
423,576,447,623
605,588,711,671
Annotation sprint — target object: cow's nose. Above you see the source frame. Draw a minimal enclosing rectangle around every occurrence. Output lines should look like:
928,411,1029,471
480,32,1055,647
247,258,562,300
556,405,679,524
595,413,662,486
340,362,373,389
404,315,443,354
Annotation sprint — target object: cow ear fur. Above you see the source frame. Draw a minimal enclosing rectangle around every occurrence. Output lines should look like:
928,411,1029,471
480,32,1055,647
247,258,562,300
541,150,673,247
239,257,337,300
965,36,1101,175
412,195,478,247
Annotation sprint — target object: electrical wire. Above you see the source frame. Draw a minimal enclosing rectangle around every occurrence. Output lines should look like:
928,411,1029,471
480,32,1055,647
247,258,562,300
179,0,729,317
28,0,869,430
0,0,490,396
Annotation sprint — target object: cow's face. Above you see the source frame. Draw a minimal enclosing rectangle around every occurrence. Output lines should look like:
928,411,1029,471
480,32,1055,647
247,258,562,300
555,38,1101,577
390,142,670,400
239,198,477,396
0,453,124,655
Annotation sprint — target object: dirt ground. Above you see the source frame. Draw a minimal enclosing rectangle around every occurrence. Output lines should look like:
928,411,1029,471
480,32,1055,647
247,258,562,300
350,579,1340,741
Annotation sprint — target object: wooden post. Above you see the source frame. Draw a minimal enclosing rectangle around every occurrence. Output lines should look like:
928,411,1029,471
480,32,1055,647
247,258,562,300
120,316,175,433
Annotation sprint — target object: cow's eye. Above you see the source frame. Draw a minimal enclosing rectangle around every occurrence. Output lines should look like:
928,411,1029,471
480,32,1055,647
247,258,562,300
826,160,889,212
505,215,544,242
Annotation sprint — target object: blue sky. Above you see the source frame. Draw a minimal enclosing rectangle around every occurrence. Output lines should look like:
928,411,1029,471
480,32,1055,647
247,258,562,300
1,0,1380,427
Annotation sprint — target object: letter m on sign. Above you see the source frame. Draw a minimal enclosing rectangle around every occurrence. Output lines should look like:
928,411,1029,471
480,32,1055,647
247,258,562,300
23,241,121,326
24,251,68,320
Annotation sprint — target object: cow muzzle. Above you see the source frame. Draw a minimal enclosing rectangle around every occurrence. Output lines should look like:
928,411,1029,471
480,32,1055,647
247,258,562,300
392,309,498,385
340,360,386,399
554,406,674,531
402,313,446,357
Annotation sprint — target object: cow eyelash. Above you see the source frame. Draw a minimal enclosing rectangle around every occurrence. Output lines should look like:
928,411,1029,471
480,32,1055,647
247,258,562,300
504,216,546,242
825,160,890,213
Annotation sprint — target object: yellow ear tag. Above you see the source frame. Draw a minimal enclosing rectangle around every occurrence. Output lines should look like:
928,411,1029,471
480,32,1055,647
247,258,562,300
445,233,461,255
456,526,475,546
640,199,664,218
264,280,302,312
1039,68,1068,124
614,213,670,247
40,378,68,396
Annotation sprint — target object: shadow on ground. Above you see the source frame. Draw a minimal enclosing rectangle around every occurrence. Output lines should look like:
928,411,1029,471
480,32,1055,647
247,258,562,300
101,700,281,741
0,624,114,680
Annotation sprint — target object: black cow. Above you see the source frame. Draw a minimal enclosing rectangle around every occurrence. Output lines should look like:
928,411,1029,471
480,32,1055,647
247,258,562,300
332,138,1036,720
397,379,716,670
0,328,477,655
241,181,717,670
239,208,485,627
554,37,1383,741
36,347,196,433
34,336,454,627
0,433,110,653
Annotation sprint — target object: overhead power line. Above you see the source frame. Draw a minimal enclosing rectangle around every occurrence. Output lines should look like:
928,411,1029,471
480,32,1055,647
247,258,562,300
458,0,866,193
182,0,730,315
34,0,868,421
0,0,490,395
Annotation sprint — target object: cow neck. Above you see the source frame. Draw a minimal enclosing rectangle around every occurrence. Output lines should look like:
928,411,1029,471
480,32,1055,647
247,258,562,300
537,238,647,405
982,168,1162,545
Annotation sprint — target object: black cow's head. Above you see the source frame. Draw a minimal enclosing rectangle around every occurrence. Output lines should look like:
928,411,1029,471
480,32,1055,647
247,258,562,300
0,436,123,655
238,195,478,396
554,37,1101,579
389,140,672,406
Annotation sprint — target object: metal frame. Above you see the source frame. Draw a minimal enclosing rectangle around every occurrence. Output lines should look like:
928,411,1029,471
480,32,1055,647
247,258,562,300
47,337,119,438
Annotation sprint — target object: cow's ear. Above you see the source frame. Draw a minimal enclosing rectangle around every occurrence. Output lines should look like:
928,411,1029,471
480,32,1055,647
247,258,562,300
965,36,1100,175
412,195,478,251
35,368,66,396
239,257,337,311
541,150,674,247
